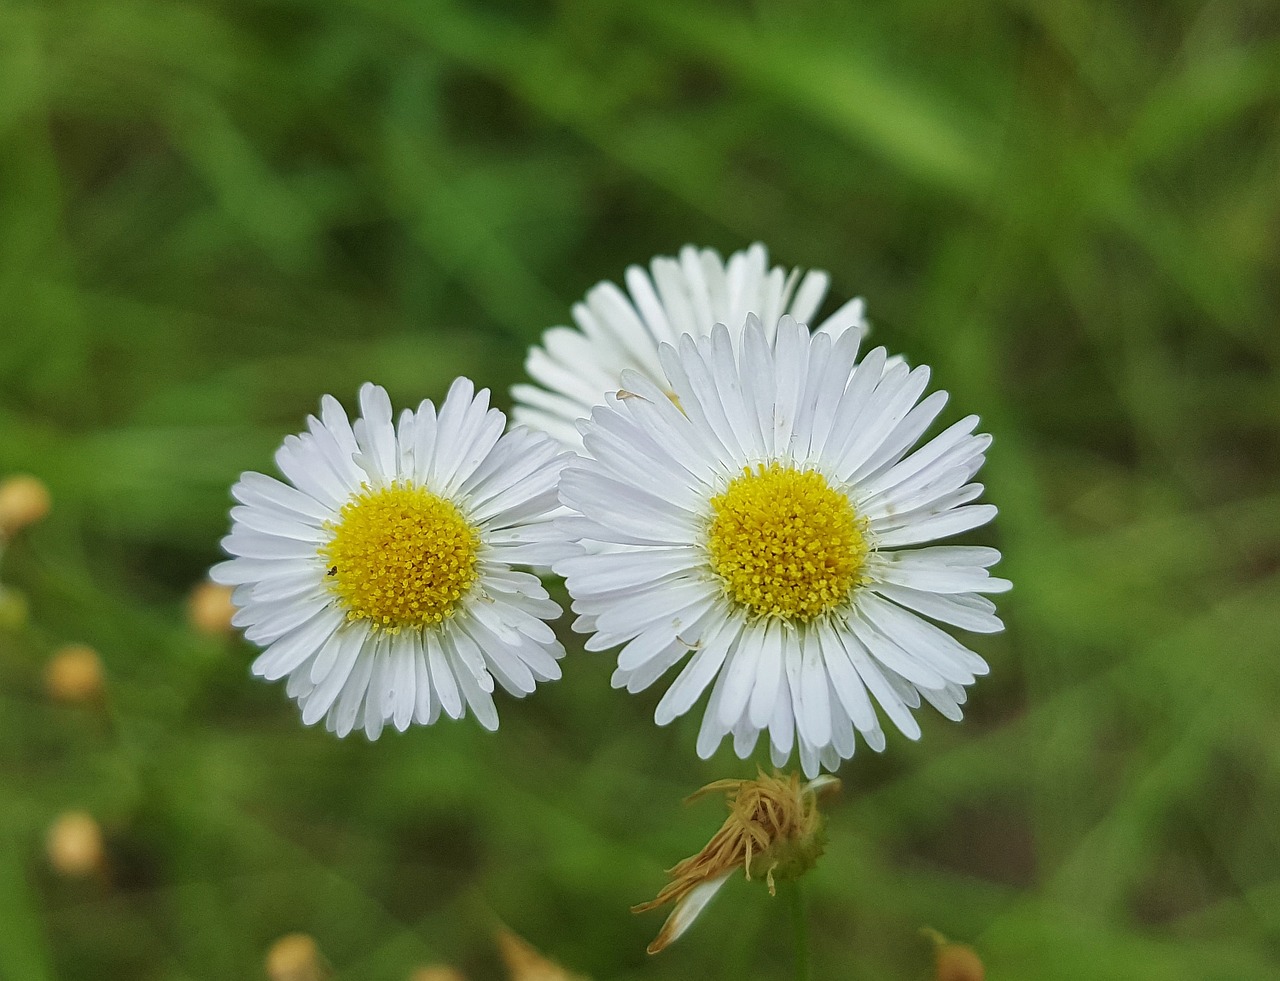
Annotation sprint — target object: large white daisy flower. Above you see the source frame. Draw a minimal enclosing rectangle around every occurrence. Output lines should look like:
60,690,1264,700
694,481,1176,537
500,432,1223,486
556,317,1009,776
212,380,573,739
513,243,869,448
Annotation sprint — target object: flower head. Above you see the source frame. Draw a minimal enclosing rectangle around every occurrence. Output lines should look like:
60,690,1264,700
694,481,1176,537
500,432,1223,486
634,770,838,953
557,316,1008,775
213,380,573,738
513,243,868,449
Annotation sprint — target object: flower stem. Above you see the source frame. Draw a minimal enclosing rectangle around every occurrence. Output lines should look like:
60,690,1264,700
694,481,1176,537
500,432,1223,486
783,879,811,981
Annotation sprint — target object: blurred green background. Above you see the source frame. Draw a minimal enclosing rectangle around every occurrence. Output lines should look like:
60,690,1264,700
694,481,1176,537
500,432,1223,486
2,0,1278,978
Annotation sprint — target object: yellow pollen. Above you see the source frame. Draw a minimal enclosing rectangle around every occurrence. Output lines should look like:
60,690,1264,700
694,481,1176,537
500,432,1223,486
320,482,480,631
706,462,868,621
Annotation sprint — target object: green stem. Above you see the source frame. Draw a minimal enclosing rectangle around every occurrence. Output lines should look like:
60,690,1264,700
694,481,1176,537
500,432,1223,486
784,879,811,981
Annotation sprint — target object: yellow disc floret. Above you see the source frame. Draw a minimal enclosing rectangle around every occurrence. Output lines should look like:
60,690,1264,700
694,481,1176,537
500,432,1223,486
320,482,480,631
706,463,868,621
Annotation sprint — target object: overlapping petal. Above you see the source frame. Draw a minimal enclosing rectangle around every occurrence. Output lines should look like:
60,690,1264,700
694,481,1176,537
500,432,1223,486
513,243,869,449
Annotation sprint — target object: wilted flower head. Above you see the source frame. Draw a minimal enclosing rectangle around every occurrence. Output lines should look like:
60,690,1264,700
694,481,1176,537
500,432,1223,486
634,770,838,953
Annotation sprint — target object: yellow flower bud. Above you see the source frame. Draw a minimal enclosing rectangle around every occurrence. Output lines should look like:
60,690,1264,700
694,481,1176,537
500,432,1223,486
265,933,329,981
45,643,105,704
187,581,237,636
0,474,51,536
923,928,986,981
46,811,105,877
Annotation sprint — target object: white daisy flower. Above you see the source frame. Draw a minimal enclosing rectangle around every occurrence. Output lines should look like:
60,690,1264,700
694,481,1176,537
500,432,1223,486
512,242,869,449
211,380,574,739
556,316,1009,776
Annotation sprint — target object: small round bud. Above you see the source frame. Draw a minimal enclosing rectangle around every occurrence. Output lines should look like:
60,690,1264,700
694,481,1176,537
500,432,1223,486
46,811,105,877
187,581,237,636
409,967,466,981
265,933,328,981
0,474,51,536
936,943,985,981
45,644,105,704
923,929,985,981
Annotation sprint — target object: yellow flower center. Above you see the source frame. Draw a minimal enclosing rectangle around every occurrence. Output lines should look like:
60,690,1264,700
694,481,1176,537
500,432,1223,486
706,463,868,621
320,482,480,631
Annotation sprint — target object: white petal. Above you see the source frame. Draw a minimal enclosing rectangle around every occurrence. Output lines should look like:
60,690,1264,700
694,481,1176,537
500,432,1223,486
872,504,998,549
355,382,397,480
613,636,689,694
232,471,332,523
646,873,732,954
717,620,767,729
815,621,877,735
391,645,417,731
331,644,376,737
426,632,463,720
848,612,951,690
654,615,739,725
413,637,440,725
840,629,922,740
302,626,365,725
798,627,833,750
251,607,344,681
747,619,786,729
874,583,1005,633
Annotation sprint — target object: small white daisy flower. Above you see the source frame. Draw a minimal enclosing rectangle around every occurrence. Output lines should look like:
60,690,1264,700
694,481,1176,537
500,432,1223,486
513,242,869,448
212,380,574,739
557,317,1009,776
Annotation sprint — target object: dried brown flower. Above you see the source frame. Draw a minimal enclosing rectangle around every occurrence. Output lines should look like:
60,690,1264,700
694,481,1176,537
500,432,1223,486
634,770,838,954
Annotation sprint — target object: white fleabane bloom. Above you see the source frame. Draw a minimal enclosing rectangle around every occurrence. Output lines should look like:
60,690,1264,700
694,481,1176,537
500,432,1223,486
212,380,574,739
556,317,1008,776
512,243,869,449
